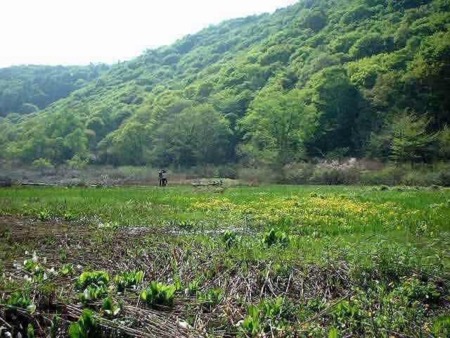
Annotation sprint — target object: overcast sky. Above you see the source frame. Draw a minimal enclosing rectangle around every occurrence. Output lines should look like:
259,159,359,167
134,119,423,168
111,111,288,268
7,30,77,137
0,0,298,68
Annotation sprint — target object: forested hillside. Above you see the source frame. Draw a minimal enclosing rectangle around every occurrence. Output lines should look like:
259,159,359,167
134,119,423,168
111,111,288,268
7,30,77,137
0,64,109,117
0,0,449,168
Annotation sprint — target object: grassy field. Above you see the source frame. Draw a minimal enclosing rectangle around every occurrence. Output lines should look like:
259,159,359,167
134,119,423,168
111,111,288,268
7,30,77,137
0,185,449,337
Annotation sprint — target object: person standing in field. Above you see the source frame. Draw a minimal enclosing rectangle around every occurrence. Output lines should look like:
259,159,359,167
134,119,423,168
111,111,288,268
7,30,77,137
161,170,168,186
159,169,168,186
158,169,163,186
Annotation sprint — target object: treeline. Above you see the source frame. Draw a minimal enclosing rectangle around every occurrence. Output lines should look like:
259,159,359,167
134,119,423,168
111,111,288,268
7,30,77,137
0,0,449,169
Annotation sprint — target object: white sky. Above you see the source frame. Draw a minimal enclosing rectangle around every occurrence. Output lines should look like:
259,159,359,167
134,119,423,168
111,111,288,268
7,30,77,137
0,0,298,68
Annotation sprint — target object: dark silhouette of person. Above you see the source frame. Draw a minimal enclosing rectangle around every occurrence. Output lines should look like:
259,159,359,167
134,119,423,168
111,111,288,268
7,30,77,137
159,170,168,186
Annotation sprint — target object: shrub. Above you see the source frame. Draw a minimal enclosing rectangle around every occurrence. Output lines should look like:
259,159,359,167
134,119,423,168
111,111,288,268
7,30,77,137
237,167,278,185
282,163,315,184
32,158,54,172
360,166,405,185
309,167,360,185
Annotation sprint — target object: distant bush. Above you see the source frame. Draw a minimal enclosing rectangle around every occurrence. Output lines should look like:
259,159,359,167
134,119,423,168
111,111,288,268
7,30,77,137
237,167,278,185
32,158,54,172
309,167,361,185
360,166,405,186
282,163,315,184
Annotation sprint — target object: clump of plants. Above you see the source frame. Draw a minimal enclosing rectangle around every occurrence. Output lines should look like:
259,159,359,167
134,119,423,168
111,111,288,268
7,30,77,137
23,257,45,280
75,271,110,304
80,285,108,303
37,208,52,221
60,263,74,276
27,324,35,338
186,279,201,296
102,297,121,318
198,288,224,311
6,290,36,313
222,230,240,248
68,309,99,338
240,297,290,336
140,281,176,308
114,270,144,292
262,228,290,247
76,271,110,290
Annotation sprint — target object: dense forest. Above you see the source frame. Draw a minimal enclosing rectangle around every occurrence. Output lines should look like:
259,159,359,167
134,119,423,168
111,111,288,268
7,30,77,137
0,64,108,117
0,0,449,169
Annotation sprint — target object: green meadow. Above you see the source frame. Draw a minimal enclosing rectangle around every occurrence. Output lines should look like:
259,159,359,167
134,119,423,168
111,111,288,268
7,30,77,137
0,185,449,337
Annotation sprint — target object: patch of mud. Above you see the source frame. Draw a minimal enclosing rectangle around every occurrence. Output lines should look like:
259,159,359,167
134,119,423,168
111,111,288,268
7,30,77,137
0,215,91,242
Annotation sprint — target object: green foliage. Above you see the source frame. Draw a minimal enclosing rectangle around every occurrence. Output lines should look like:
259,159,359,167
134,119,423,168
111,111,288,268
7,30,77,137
6,290,35,313
186,279,201,296
32,158,53,171
80,284,108,303
222,230,240,248
114,271,144,292
0,64,108,116
60,263,74,276
432,315,450,337
198,288,224,308
27,324,35,338
328,327,340,338
23,253,47,281
437,125,450,159
391,278,441,304
240,88,317,165
76,271,110,303
307,67,362,156
152,103,232,166
140,281,176,308
240,297,289,335
349,33,393,59
68,309,99,338
390,113,438,162
76,271,110,290
102,297,121,317
262,228,290,247
240,305,261,335
0,0,449,166
301,10,328,32
50,316,61,338
0,185,448,335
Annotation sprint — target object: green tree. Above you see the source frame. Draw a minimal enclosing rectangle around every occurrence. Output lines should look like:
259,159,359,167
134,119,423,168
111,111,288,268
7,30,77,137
390,113,438,163
240,88,317,165
306,67,362,156
100,121,151,165
152,104,232,166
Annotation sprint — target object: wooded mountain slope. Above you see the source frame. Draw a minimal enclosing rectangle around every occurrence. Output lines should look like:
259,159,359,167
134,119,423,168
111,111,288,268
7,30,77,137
0,0,449,167
0,64,108,117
